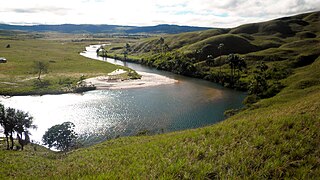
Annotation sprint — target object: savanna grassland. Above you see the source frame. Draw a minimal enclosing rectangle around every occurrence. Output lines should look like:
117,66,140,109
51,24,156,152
0,11,320,179
1,55,319,179
0,32,137,95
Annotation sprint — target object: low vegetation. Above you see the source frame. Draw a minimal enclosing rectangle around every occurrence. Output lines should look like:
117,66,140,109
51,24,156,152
106,11,319,100
0,36,124,95
0,56,319,179
0,11,319,179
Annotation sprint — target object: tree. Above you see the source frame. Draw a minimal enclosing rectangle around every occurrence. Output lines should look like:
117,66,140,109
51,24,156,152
34,61,49,81
42,122,77,151
14,110,36,150
227,54,246,86
96,45,107,57
123,43,131,60
248,62,269,96
0,104,9,150
248,73,268,96
235,57,247,77
256,62,268,74
227,54,238,86
0,105,36,150
5,108,16,150
125,43,131,52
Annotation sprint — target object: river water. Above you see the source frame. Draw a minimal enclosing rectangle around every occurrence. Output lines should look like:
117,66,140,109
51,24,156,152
0,45,246,146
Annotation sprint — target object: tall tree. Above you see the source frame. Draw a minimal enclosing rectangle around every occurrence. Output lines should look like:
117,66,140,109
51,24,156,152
5,108,16,149
249,62,269,96
0,105,36,150
14,110,36,150
227,54,237,85
227,54,246,86
236,57,247,77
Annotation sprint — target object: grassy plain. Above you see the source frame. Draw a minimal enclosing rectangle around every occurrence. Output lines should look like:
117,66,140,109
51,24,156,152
0,32,130,95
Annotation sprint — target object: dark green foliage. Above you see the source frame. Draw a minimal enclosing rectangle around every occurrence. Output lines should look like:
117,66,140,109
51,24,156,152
248,73,268,96
14,110,35,150
96,45,107,57
0,104,35,150
266,65,292,80
243,94,260,105
142,51,196,76
263,81,285,98
227,54,247,86
42,122,77,151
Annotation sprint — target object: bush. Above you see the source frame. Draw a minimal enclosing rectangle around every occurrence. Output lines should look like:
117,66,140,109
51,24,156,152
243,94,260,105
263,82,284,98
33,79,51,88
42,122,77,151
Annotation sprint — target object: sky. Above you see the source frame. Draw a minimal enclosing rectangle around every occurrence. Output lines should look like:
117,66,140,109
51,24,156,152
0,0,319,28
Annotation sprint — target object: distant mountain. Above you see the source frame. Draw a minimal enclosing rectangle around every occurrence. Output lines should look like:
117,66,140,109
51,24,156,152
0,24,211,34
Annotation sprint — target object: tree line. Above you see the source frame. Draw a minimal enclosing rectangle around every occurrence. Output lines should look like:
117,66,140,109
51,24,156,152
1,103,77,152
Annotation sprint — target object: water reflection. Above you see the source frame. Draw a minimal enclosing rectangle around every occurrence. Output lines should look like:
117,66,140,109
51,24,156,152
0,45,246,146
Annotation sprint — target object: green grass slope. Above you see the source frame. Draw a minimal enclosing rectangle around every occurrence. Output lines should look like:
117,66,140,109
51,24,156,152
127,11,319,57
1,57,319,179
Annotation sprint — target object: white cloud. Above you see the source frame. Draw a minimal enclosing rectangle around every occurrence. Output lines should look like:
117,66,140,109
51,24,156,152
0,0,319,27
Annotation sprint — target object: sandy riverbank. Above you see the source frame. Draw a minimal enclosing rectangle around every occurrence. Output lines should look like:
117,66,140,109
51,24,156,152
83,71,178,90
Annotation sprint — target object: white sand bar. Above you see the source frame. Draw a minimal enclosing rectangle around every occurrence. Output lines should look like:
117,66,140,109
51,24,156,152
84,71,178,90
108,69,127,76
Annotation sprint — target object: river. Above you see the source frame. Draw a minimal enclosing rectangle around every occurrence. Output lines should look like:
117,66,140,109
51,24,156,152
0,45,246,146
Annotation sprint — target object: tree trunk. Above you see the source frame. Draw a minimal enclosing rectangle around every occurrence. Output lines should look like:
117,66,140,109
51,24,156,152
38,69,42,80
9,133,14,149
17,133,24,150
5,135,9,150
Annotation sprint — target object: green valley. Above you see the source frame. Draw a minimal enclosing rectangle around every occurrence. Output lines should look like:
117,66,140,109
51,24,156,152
0,11,320,179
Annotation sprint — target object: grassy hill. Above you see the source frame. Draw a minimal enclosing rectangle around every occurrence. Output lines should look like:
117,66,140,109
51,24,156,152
1,56,319,179
1,11,319,179
126,11,319,55
106,11,319,92
108,11,319,60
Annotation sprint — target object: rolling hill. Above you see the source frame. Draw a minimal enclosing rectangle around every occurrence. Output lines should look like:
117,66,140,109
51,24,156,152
1,11,320,179
105,11,319,92
128,11,319,56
